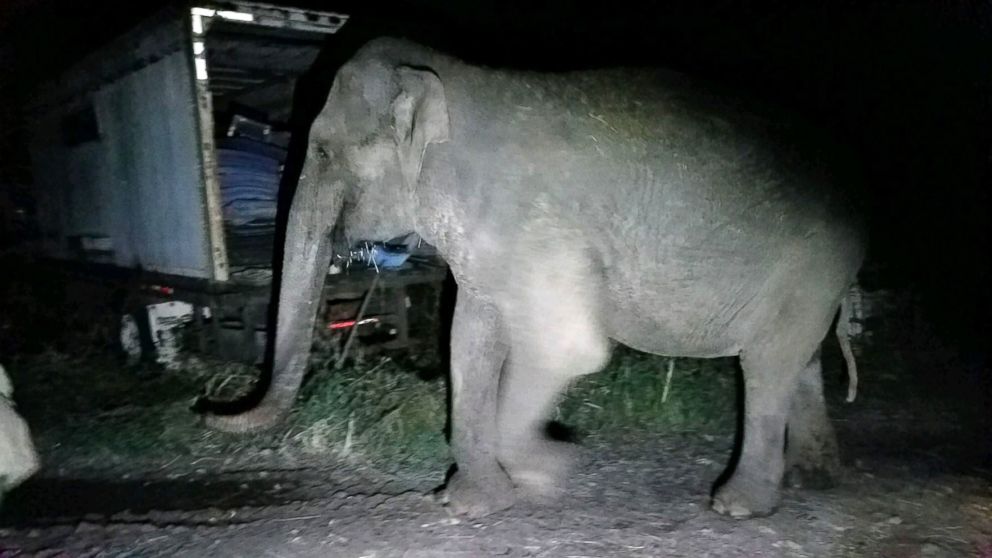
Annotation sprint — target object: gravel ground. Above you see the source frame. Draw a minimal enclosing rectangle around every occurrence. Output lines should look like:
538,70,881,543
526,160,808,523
1,387,989,558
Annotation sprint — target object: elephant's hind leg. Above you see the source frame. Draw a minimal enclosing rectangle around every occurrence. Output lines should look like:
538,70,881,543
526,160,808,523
440,291,515,518
711,344,804,518
712,266,847,519
713,310,832,518
785,349,841,489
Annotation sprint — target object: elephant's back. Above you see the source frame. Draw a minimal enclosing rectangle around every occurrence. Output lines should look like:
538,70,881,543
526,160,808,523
441,57,865,321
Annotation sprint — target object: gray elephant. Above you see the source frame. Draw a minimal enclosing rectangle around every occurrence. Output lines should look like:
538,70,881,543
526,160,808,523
207,37,864,519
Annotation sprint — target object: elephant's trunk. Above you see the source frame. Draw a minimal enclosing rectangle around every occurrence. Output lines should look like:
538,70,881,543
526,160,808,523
206,170,342,433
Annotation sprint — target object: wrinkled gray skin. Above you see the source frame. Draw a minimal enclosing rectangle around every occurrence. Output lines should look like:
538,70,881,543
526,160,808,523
207,38,865,519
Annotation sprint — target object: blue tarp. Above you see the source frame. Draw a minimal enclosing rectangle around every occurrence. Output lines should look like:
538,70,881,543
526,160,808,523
217,137,285,234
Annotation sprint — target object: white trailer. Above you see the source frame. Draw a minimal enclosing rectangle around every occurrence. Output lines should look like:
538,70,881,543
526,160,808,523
23,3,445,363
26,2,348,281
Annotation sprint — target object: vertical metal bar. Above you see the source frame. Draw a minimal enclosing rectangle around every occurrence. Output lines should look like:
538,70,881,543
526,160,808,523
194,302,209,354
187,9,230,282
335,274,381,369
390,286,411,350
241,296,258,361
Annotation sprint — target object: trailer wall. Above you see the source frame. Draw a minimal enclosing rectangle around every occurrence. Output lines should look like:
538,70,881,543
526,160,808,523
28,11,214,279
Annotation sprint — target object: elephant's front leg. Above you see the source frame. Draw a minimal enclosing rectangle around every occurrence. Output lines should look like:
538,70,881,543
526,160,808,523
496,253,611,499
497,361,582,498
441,291,515,518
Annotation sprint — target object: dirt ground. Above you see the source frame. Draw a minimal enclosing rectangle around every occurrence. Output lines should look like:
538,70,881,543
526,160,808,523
1,354,990,558
0,266,989,557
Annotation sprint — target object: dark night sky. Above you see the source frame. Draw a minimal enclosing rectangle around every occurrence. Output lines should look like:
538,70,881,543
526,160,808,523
1,0,990,352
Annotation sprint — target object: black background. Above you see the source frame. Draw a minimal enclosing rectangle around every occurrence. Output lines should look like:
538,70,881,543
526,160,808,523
1,0,989,360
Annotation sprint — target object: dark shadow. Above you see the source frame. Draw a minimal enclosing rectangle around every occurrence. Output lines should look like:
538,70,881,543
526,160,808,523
440,270,456,441
546,420,580,443
0,477,299,528
442,463,458,485
436,269,457,379
712,357,746,496
837,421,992,478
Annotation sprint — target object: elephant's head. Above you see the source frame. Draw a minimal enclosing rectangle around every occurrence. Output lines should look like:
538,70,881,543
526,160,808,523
206,40,450,432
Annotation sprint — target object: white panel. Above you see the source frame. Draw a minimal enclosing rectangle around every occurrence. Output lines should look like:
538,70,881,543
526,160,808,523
96,51,211,277
29,50,213,278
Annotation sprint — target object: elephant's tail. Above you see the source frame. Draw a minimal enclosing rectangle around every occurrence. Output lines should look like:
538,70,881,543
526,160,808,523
203,400,291,434
196,381,298,433
836,287,859,402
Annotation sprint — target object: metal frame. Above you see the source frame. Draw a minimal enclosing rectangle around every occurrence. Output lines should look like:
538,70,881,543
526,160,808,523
188,10,231,282
195,3,348,34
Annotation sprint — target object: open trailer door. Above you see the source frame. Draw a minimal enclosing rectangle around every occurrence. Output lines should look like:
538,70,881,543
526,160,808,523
188,2,349,282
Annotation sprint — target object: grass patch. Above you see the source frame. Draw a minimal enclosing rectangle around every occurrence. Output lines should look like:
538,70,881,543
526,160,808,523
559,347,737,435
288,356,449,475
7,342,739,476
8,350,229,465
281,345,737,474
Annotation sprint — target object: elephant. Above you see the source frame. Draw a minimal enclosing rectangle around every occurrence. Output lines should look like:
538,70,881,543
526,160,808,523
206,37,865,519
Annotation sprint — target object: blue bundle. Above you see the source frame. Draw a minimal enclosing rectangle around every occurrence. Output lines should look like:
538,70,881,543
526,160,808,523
217,138,286,234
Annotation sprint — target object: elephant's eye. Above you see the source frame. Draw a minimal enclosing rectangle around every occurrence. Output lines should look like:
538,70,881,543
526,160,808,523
316,145,331,160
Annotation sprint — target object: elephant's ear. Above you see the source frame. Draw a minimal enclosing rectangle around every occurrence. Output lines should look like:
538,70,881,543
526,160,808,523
392,66,450,188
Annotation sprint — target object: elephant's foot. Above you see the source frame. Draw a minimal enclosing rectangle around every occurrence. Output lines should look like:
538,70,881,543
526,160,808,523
437,469,516,519
711,473,781,519
785,436,841,489
501,439,580,500
784,464,839,490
